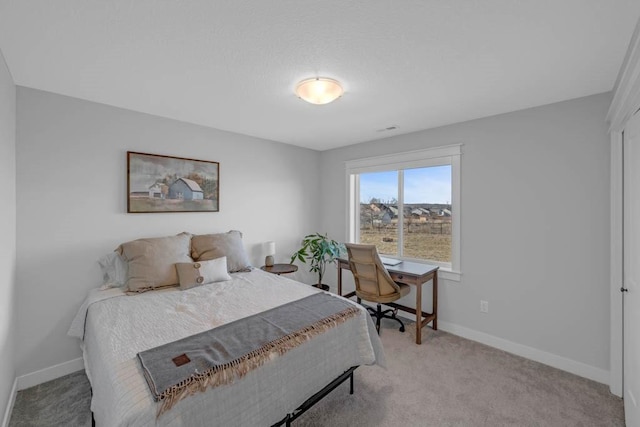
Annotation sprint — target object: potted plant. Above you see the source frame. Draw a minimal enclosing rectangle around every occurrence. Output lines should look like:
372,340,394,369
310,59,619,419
290,233,345,290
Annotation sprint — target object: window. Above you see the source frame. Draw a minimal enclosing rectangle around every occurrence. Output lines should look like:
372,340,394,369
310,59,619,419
346,145,461,280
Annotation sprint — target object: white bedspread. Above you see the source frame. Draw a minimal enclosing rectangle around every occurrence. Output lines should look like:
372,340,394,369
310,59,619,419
69,269,384,427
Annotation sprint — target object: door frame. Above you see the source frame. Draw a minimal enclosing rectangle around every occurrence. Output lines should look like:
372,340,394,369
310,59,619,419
607,17,640,397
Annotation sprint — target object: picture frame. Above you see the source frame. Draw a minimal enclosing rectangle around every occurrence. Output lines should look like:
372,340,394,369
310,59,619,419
127,151,219,213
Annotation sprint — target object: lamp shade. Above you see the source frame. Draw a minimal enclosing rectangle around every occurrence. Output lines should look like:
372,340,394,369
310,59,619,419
264,241,276,256
295,77,343,105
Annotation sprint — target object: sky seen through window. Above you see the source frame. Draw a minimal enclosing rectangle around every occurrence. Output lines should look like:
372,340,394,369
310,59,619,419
359,165,452,204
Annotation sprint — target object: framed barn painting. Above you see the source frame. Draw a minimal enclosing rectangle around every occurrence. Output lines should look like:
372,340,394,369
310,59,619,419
127,151,219,213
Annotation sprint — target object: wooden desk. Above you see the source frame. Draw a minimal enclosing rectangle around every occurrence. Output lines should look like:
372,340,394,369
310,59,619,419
337,258,438,345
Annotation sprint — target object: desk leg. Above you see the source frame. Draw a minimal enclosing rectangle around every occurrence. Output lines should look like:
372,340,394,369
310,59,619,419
415,282,423,345
432,272,438,331
337,266,343,296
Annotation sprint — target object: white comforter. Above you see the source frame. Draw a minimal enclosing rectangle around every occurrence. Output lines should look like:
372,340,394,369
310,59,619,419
69,269,384,427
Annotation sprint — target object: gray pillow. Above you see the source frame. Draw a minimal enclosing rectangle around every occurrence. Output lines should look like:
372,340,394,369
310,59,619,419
117,232,193,293
191,230,251,273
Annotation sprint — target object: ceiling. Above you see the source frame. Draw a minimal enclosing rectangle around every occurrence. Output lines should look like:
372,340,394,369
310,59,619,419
0,1,639,151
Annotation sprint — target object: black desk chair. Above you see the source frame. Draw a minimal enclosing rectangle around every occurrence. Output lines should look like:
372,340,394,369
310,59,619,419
345,243,409,334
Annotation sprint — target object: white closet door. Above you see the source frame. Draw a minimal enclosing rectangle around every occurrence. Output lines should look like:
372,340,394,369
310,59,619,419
624,110,640,427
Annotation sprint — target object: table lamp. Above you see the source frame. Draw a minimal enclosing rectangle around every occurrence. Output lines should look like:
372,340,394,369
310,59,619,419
264,241,276,267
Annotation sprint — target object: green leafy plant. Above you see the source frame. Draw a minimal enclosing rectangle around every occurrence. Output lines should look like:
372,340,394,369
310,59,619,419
290,233,345,287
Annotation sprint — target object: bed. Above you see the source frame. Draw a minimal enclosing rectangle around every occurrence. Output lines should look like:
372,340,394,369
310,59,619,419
69,267,385,426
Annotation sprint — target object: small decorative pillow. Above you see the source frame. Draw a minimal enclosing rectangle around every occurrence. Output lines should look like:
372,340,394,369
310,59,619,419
117,232,193,293
97,251,128,289
176,257,232,290
191,230,252,273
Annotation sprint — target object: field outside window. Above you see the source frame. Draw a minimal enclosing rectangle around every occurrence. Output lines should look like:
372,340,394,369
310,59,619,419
358,166,452,264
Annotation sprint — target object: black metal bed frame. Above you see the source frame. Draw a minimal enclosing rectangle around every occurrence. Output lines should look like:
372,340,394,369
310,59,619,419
271,366,358,427
91,366,358,426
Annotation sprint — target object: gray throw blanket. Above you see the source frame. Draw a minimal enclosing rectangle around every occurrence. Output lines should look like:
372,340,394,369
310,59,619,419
137,292,360,416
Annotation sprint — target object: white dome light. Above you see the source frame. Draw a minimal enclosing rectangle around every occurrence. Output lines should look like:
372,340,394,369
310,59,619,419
295,77,343,105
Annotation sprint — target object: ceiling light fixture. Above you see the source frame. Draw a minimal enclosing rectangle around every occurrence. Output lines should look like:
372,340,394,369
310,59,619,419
295,77,343,105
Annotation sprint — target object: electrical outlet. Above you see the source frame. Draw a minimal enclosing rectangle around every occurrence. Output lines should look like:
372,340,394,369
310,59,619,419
480,300,489,313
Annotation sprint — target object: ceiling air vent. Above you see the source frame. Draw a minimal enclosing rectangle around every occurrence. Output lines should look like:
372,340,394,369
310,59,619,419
376,126,398,132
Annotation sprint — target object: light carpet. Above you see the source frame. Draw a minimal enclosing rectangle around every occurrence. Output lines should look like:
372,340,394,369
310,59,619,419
9,321,623,426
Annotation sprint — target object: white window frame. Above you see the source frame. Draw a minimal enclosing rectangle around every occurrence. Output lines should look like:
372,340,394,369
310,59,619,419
346,144,462,281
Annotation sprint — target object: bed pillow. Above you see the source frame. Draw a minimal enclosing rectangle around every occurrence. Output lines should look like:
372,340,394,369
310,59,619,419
176,257,232,290
117,232,193,293
97,251,128,289
191,230,252,273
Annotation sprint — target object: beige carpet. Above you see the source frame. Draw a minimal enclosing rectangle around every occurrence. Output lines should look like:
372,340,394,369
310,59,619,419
297,322,624,426
10,321,624,426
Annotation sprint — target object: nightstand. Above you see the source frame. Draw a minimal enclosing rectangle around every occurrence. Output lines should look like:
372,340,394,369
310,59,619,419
260,264,298,275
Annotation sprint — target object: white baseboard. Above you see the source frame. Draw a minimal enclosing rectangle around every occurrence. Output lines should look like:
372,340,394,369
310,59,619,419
16,357,84,391
1,377,17,427
395,313,609,384
437,320,610,384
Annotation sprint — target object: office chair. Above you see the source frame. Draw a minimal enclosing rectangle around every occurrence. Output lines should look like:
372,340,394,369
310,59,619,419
345,243,410,334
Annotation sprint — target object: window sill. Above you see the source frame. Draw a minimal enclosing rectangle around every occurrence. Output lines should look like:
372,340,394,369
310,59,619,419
438,268,461,282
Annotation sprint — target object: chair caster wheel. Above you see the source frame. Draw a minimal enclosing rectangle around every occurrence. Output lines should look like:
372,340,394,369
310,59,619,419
399,326,405,333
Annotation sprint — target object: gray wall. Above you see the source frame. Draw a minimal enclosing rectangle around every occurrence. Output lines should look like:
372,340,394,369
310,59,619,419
12,87,614,384
320,93,612,375
0,50,16,419
15,87,321,376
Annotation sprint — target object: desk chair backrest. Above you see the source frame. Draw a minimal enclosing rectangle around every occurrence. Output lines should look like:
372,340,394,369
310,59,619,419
345,243,402,301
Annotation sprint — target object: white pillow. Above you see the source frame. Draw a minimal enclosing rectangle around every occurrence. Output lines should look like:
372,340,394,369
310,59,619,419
97,252,128,289
175,256,232,290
